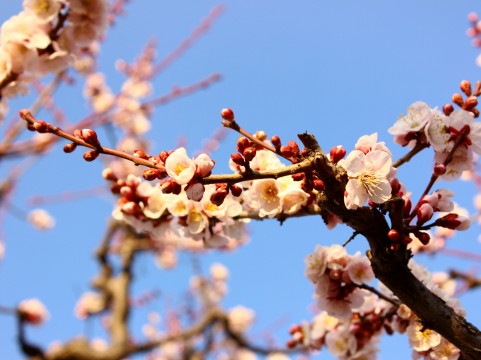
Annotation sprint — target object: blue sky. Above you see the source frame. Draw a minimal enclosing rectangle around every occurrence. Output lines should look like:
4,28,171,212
2,1,481,359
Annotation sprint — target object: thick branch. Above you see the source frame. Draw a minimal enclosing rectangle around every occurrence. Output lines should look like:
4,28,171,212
299,132,481,359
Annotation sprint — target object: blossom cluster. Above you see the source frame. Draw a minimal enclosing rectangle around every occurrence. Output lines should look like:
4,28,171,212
389,101,481,180
107,147,314,253
299,245,463,359
0,0,108,121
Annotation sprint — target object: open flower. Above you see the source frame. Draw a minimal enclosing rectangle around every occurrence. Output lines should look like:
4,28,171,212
165,147,196,185
341,149,392,209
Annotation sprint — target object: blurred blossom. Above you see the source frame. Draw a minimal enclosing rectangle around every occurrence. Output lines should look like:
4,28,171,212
27,208,55,230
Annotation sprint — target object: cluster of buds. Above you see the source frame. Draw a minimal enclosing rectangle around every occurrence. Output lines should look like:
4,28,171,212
443,80,481,118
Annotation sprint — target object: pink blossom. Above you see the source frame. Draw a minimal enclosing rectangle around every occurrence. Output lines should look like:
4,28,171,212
304,245,328,283
185,181,205,202
407,320,442,352
165,147,196,185
389,102,434,139
346,254,374,285
341,149,392,209
18,298,49,325
194,153,215,177
28,208,55,230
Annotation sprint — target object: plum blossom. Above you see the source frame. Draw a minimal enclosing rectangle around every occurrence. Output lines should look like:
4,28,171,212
23,0,62,23
18,298,49,325
243,179,281,217
346,253,375,285
389,102,435,145
28,208,55,229
341,149,392,209
227,306,255,333
407,320,442,352
165,147,196,185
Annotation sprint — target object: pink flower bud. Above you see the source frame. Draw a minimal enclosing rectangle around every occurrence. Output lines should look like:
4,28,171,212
121,201,141,216
81,129,101,148
452,93,464,107
102,168,117,181
417,203,434,225
195,153,215,177
185,181,205,202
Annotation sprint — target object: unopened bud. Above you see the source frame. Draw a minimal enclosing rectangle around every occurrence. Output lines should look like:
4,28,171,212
210,190,228,206
236,137,250,153
159,151,169,163
460,80,472,96
280,145,295,158
143,168,160,181
255,130,267,141
243,147,256,162
221,108,235,122
231,153,245,166
81,129,101,147
452,93,464,107
435,213,462,230
121,201,141,216
443,104,454,116
134,149,149,160
63,143,77,153
288,140,300,156
33,121,49,133
416,203,434,225
83,150,99,162
313,179,325,191
271,135,281,151
388,229,401,242
291,173,305,181
433,163,446,176
329,145,346,163
229,184,242,197
464,95,478,110
102,168,117,181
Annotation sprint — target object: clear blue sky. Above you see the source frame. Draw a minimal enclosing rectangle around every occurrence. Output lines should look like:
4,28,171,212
2,1,481,359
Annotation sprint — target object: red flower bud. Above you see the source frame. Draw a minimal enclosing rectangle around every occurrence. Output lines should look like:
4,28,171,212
63,143,77,153
134,149,149,160
329,145,346,163
33,121,49,133
243,147,256,162
236,137,250,153
280,145,294,158
433,163,446,176
102,168,117,182
464,95,478,110
220,108,235,122
143,169,160,181
81,129,101,148
229,184,243,197
159,151,169,163
83,150,99,162
313,179,325,191
442,104,454,116
271,135,281,151
388,229,400,242
210,190,228,206
291,173,305,181
460,80,472,96
452,93,464,107
231,153,245,166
